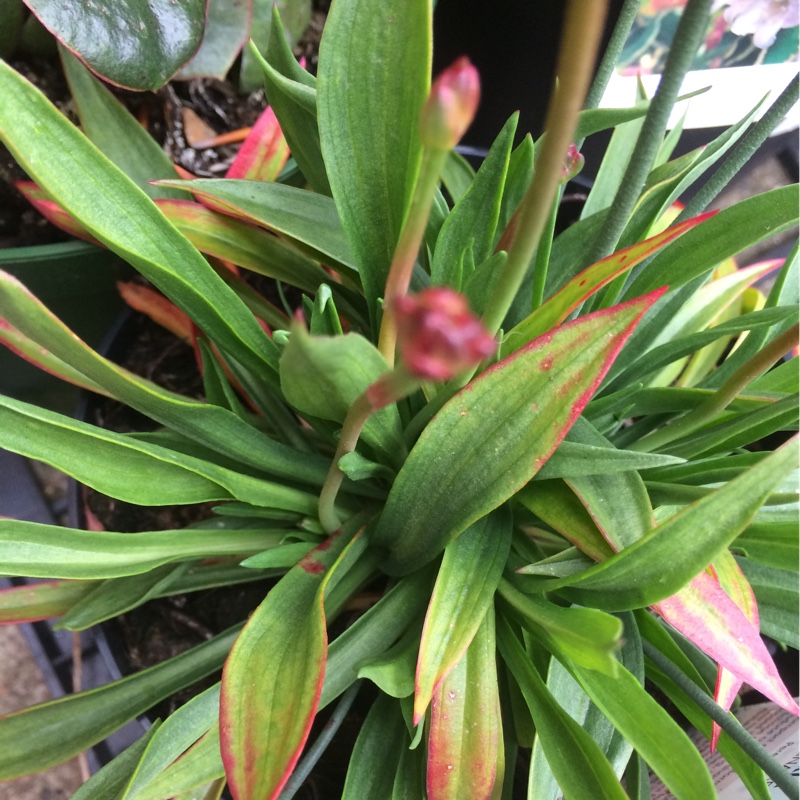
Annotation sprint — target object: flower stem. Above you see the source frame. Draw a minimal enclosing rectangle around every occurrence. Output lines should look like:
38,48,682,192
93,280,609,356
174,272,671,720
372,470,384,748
632,324,799,453
378,146,450,366
643,641,800,800
480,0,609,337
318,367,421,534
588,0,714,277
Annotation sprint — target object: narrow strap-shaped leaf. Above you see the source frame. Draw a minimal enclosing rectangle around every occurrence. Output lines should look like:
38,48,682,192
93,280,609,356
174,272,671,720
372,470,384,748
0,519,288,579
496,616,629,800
374,289,664,574
122,685,221,800
317,0,430,318
156,199,331,294
427,608,501,800
624,185,799,299
60,48,183,199
0,62,278,382
0,579,95,624
157,179,358,279
253,10,330,194
320,568,434,708
0,395,319,512
736,557,799,646
653,570,798,717
220,519,363,800
528,613,641,800
342,694,408,799
70,728,159,800
0,273,329,485
502,214,711,357
497,579,622,676
0,626,238,779
414,508,511,723
431,114,516,288
564,652,716,799
544,437,799,608
226,105,290,183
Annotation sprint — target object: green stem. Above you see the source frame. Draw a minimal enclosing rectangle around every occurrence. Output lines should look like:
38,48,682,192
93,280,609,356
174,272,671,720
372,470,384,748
318,393,374,534
378,146,449,365
583,0,643,112
588,0,713,270
643,641,800,800
530,196,559,310
632,324,799,452
318,368,420,534
676,78,800,224
480,0,609,337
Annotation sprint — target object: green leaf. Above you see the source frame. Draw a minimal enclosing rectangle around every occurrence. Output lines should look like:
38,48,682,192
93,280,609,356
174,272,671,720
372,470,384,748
0,395,319,512
528,613,641,800
320,569,434,708
175,0,250,80
414,509,512,722
71,728,159,800
502,215,710,357
121,685,220,800
357,623,420,699
535,439,684,480
495,134,534,248
441,151,475,204
220,520,363,800
157,200,330,294
0,63,279,382
317,0,430,318
61,48,182,200
427,609,501,800
498,579,622,676
342,695,408,799
131,726,224,800
0,519,288,579
0,276,329,486
496,617,629,800
158,179,357,280
735,557,799,646
542,438,799,609
431,114,516,289
0,627,237,779
373,290,662,574
240,0,311,91
0,579,94,624
624,185,800,299
25,0,205,90
56,565,183,630
280,327,404,462
564,655,716,799
251,15,328,193
564,418,655,551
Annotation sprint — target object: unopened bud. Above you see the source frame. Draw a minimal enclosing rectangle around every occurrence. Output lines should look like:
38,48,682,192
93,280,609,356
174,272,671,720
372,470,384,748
560,144,584,183
394,288,496,381
420,57,480,151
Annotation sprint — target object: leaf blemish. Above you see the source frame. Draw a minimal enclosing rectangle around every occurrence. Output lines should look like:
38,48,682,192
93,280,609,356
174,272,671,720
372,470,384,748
300,559,326,574
540,355,553,371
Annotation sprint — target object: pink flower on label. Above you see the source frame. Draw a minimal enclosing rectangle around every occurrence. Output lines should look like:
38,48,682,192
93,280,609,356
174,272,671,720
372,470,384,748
420,57,481,150
394,288,496,380
713,0,799,48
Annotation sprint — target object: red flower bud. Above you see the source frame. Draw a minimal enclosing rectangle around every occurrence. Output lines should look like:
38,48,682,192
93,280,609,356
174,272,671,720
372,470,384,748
561,143,584,183
420,57,481,151
394,288,496,380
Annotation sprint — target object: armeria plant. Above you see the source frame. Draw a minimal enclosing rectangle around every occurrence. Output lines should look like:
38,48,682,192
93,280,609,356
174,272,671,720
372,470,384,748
0,0,798,798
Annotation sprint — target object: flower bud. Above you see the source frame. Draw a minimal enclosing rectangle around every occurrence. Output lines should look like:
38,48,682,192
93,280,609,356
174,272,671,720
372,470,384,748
394,287,496,381
420,57,481,151
560,143,585,183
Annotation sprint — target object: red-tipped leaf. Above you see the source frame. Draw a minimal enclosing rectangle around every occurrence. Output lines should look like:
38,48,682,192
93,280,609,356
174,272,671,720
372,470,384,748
226,106,290,182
